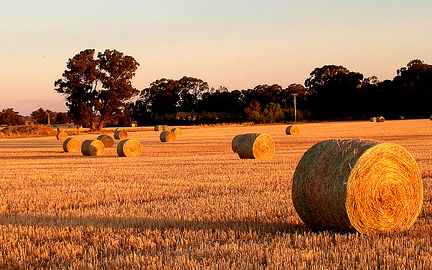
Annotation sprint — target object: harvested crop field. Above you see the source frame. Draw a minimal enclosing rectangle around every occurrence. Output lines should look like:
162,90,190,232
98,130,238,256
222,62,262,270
0,120,431,269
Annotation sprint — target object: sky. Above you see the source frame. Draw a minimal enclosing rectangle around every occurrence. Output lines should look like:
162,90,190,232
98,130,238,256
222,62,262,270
1,0,431,116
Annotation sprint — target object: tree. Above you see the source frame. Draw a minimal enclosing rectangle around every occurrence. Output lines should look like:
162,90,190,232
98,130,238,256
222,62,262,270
55,112,70,124
0,108,24,126
138,76,208,117
305,65,364,120
54,49,139,130
31,108,55,125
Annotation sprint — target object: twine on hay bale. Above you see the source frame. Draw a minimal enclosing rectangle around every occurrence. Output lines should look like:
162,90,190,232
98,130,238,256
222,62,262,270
56,131,68,140
117,139,142,157
286,125,299,135
370,117,377,122
62,138,81,153
81,139,105,156
160,130,176,142
97,134,114,148
235,133,275,159
171,128,182,137
292,139,423,234
114,129,127,140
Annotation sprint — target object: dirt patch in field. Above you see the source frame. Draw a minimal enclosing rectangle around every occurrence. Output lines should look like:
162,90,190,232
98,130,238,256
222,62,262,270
0,124,56,138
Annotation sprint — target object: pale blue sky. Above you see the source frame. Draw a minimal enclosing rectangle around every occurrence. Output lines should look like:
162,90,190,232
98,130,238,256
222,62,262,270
1,0,431,115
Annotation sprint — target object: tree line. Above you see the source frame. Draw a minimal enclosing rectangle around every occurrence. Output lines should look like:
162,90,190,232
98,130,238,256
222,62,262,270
1,49,431,129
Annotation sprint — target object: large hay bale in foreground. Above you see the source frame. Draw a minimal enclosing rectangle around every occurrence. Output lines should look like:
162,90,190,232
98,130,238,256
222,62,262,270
171,128,182,137
56,131,68,140
81,140,105,156
62,138,81,153
160,131,176,142
286,125,299,135
97,134,115,148
235,133,275,159
292,139,423,234
117,139,142,157
114,129,127,140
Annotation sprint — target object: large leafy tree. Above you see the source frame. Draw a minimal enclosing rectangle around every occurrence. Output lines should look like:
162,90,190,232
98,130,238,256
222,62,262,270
54,49,139,130
305,65,364,120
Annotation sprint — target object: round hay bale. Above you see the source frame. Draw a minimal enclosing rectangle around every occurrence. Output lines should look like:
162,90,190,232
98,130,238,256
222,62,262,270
56,131,68,140
236,133,275,159
114,129,127,140
62,138,81,153
81,139,105,156
285,125,299,135
292,139,423,234
154,125,163,131
377,116,385,122
162,125,168,131
171,128,182,137
370,117,377,122
117,139,142,157
160,131,176,142
399,116,405,120
57,127,64,132
97,134,115,148
231,134,243,153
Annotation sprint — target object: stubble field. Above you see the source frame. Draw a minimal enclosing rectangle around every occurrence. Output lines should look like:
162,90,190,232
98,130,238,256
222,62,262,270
0,120,431,269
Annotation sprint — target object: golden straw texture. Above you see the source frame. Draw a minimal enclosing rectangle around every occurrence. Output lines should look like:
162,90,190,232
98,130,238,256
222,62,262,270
114,129,128,140
171,128,182,137
285,125,299,135
236,133,275,159
56,131,68,140
62,138,81,153
81,140,105,156
160,131,176,142
117,139,142,157
97,134,115,148
292,139,423,234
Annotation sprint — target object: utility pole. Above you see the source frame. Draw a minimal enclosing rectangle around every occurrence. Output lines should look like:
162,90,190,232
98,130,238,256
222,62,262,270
292,93,297,122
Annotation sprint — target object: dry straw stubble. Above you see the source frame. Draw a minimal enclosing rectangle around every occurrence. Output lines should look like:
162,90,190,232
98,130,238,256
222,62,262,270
97,134,115,148
160,131,176,142
56,131,68,140
292,139,423,234
81,139,105,156
235,133,275,159
117,139,142,157
286,125,299,135
62,138,81,153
